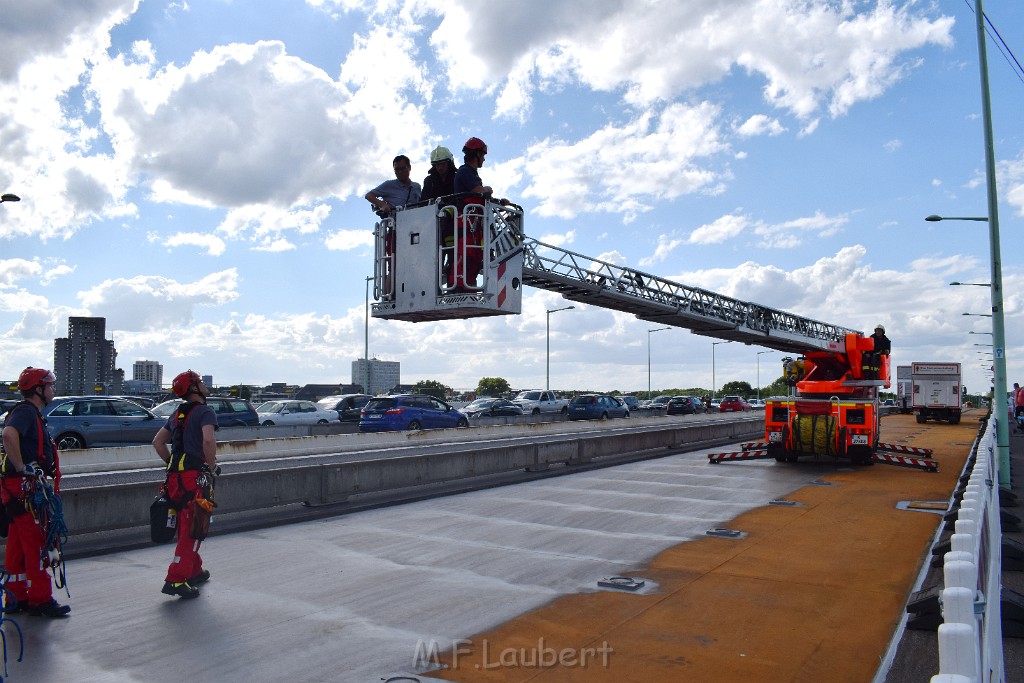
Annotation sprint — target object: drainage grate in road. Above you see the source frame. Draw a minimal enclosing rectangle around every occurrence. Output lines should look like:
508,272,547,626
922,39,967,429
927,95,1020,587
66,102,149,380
597,576,647,591
706,527,746,539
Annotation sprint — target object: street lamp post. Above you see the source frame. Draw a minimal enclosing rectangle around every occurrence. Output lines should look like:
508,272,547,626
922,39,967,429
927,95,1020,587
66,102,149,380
756,350,774,401
0,194,20,203
950,281,991,287
546,306,575,391
925,0,1009,485
712,341,733,399
647,327,671,399
363,275,373,393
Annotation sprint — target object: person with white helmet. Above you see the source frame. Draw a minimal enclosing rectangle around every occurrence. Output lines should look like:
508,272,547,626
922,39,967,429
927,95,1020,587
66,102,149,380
422,145,457,202
1,366,71,617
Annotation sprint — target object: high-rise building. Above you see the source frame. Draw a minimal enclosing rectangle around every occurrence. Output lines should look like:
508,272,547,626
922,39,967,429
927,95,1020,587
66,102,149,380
352,358,400,395
53,317,121,395
132,360,163,392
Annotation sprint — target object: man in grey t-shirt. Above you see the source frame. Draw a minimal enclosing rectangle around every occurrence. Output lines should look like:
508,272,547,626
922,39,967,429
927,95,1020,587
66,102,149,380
365,155,422,216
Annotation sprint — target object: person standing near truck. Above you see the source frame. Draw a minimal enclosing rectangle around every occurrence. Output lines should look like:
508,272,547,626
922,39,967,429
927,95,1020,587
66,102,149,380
152,370,218,599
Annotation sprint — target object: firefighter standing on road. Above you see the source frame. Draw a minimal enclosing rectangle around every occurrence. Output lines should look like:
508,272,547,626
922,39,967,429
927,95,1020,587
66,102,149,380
0,367,71,617
152,370,218,599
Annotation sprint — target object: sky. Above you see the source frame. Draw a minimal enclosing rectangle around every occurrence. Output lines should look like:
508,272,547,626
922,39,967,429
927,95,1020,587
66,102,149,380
1,0,1023,397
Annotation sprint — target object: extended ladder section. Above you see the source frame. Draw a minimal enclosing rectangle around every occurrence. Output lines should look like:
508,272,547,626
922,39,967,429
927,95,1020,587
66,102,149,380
520,239,860,354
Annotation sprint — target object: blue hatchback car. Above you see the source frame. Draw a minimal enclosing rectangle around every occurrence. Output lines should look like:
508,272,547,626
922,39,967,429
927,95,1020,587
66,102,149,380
358,394,469,432
568,394,631,420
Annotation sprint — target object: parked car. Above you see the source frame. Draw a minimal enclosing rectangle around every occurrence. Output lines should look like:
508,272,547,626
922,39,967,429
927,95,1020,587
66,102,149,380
316,394,374,422
666,396,704,415
645,395,675,411
719,395,752,412
616,395,642,412
462,398,524,418
359,394,469,432
257,400,341,426
747,398,766,410
152,396,260,427
38,396,163,450
568,394,630,420
710,399,722,411
686,396,709,413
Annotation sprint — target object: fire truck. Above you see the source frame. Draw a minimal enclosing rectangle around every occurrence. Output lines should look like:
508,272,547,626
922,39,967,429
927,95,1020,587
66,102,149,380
370,195,935,472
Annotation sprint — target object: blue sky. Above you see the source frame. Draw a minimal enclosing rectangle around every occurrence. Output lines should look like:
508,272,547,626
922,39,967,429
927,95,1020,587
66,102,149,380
1,0,1022,396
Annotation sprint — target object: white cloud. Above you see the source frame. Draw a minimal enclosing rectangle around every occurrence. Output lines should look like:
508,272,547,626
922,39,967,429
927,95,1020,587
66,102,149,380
0,259,43,285
753,210,851,247
164,232,228,257
736,114,785,137
325,229,375,251
639,234,685,266
434,0,953,119
520,102,729,222
689,214,751,245
76,269,239,331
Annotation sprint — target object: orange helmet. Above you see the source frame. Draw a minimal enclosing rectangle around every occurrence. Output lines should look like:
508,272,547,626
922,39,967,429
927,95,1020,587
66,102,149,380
18,367,56,392
172,370,201,397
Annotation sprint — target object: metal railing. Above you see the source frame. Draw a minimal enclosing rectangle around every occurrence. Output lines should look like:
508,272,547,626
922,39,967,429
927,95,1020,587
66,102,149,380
931,416,1004,682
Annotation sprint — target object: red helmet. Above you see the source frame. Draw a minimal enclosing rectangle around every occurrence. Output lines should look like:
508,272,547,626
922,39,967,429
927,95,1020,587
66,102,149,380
18,367,56,392
172,370,201,397
462,137,487,155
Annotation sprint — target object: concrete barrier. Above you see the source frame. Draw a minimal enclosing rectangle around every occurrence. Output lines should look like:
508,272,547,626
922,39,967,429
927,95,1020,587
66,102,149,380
58,417,762,536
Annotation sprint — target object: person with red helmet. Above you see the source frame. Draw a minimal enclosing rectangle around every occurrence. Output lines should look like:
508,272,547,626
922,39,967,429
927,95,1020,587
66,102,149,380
152,370,219,599
1,367,70,617
450,137,511,291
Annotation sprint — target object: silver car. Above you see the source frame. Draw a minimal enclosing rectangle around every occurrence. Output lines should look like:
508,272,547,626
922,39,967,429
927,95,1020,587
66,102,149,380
41,396,162,450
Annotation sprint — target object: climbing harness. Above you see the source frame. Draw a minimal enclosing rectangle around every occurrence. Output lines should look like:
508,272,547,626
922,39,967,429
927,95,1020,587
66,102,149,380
0,571,25,682
25,469,69,596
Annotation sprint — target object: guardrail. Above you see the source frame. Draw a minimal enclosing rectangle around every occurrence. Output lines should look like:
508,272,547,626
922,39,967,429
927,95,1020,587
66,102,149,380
58,418,762,536
930,415,1003,683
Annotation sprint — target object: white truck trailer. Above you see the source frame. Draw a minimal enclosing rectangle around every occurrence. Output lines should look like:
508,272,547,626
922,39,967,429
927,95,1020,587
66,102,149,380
896,365,913,414
912,362,962,424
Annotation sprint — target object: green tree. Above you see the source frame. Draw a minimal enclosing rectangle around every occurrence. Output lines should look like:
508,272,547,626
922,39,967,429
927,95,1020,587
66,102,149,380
720,380,753,397
760,375,790,399
414,379,451,400
477,377,511,397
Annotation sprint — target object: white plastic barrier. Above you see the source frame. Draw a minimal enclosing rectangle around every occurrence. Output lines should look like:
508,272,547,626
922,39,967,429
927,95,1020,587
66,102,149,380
930,416,1004,682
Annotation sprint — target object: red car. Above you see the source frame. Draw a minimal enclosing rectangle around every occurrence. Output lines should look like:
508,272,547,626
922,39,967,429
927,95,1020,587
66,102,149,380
718,395,751,412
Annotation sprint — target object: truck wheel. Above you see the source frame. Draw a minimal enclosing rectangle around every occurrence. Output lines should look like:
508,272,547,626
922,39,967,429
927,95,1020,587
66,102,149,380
532,408,541,415
915,414,925,424
950,415,961,425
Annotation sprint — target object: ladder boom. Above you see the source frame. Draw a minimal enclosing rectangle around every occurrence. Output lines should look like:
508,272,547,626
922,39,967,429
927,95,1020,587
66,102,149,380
520,238,859,354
